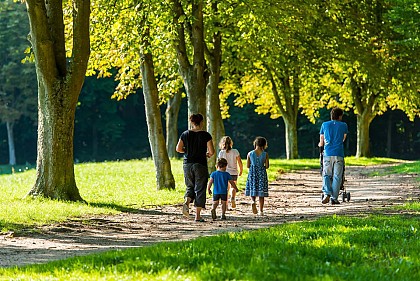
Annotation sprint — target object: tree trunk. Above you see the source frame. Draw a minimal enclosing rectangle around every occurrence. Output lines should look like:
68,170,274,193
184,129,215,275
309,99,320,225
206,73,225,172
28,85,83,200
283,115,299,159
267,69,299,160
172,0,207,125
141,32,175,190
356,112,375,157
25,0,90,201
6,121,16,166
350,78,377,158
205,19,224,172
165,89,182,158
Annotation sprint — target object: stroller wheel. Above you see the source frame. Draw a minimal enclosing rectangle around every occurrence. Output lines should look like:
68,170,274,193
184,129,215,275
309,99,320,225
347,192,351,202
342,192,346,202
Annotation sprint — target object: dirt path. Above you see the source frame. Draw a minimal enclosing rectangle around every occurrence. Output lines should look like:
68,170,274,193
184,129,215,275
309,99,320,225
1,164,418,268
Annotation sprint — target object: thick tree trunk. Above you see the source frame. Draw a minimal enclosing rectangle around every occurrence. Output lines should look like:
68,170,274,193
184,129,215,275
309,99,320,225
172,0,207,125
6,121,16,166
25,0,90,201
165,90,182,158
141,36,175,190
356,113,375,157
28,86,83,200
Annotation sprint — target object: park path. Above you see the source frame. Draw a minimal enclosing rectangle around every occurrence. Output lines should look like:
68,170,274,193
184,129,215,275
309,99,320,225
0,164,418,268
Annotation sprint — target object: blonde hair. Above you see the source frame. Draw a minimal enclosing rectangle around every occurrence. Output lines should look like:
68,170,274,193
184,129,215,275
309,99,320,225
219,136,233,152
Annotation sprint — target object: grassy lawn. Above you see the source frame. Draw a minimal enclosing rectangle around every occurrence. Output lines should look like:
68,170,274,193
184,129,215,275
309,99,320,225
1,211,419,280
1,158,419,279
0,158,414,233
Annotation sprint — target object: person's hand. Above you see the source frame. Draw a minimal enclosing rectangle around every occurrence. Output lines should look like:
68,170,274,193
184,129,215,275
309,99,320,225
235,187,239,192
208,189,212,195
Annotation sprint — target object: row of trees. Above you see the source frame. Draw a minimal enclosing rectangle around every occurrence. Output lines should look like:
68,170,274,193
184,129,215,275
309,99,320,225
1,0,419,201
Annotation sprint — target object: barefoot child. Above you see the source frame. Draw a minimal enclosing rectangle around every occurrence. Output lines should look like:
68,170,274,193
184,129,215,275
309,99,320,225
207,158,239,220
218,136,243,209
245,136,269,216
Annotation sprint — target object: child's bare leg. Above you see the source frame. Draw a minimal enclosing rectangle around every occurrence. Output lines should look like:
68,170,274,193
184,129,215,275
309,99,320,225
211,200,219,220
230,181,237,208
212,200,219,210
258,197,265,215
251,196,257,214
221,200,227,215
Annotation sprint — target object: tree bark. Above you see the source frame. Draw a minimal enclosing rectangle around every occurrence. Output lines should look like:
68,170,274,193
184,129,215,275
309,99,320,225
283,115,299,159
165,89,182,158
6,121,16,166
350,78,377,158
141,30,175,190
356,113,374,157
25,0,90,200
171,0,207,123
267,68,299,159
205,11,224,172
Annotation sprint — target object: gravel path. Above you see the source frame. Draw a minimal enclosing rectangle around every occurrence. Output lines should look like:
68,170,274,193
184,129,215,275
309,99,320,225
1,164,418,268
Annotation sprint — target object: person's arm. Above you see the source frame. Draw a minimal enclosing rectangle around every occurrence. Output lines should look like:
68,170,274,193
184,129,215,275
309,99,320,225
246,152,251,168
176,139,185,153
343,133,347,143
207,178,214,195
206,140,215,158
265,153,270,169
229,179,239,192
237,155,243,176
319,134,325,147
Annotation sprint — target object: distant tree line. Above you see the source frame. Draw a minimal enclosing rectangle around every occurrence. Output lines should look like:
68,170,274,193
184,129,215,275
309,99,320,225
1,75,419,165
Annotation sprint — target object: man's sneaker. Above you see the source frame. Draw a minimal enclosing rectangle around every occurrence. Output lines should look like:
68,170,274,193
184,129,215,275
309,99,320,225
221,214,227,220
231,198,236,209
331,198,340,205
321,194,330,204
258,211,264,216
211,209,217,220
182,203,189,217
251,202,258,214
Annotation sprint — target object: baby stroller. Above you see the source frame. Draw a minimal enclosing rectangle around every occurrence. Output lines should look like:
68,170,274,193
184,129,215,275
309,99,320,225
319,146,350,202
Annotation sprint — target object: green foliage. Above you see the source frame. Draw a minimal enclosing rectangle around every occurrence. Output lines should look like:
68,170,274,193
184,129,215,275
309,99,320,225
2,213,419,280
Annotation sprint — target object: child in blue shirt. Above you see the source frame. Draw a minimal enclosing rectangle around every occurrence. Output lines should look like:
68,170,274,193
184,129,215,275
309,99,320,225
207,158,238,220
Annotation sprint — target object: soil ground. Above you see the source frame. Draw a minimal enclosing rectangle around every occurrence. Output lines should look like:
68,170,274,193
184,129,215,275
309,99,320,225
1,164,419,268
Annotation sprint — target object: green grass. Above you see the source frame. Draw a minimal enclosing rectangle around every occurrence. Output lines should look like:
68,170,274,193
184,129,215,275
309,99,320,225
1,158,419,279
0,158,413,233
0,159,186,232
1,212,419,280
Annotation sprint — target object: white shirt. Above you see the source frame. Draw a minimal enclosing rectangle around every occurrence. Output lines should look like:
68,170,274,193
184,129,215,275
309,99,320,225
218,149,240,175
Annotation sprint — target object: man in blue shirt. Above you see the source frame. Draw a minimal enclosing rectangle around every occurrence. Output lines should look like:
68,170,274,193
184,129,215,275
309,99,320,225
319,107,348,205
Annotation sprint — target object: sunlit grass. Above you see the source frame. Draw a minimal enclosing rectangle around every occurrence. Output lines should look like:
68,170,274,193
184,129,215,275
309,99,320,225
0,158,414,233
1,213,419,280
0,159,186,232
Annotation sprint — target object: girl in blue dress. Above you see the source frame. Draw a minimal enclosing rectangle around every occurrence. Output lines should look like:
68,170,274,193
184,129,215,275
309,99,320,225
245,136,269,216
